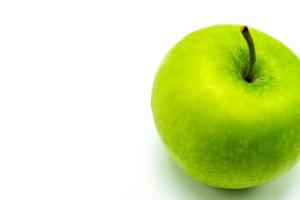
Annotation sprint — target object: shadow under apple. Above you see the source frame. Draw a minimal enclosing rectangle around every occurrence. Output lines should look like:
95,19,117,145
153,138,300,200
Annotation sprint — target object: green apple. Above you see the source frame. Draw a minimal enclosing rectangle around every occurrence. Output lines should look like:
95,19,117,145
151,25,300,189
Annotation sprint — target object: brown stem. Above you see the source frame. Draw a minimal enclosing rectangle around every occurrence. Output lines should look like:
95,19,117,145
240,26,256,82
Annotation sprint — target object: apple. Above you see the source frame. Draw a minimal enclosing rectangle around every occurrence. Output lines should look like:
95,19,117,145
151,25,300,189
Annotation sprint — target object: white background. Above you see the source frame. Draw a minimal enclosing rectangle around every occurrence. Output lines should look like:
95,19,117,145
1,0,300,199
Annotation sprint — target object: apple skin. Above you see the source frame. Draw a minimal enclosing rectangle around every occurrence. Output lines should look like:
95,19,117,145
151,25,300,189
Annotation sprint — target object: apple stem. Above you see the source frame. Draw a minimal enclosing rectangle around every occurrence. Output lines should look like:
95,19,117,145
241,26,256,82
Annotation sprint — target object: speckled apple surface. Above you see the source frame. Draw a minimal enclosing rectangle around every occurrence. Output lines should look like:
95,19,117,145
151,25,300,189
